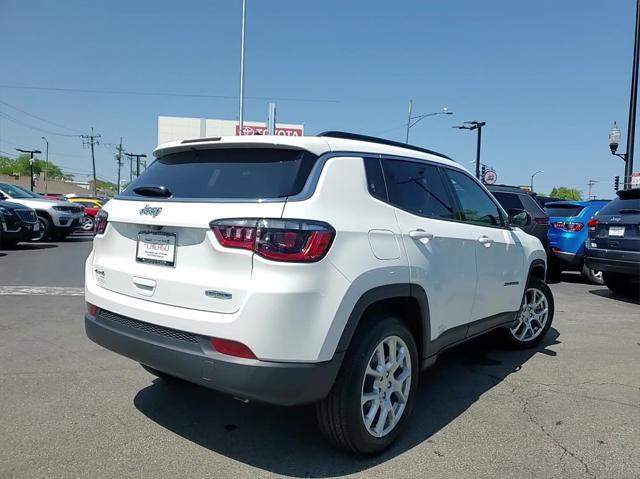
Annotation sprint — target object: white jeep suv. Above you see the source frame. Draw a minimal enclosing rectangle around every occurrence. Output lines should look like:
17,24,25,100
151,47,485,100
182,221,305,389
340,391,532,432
85,132,553,455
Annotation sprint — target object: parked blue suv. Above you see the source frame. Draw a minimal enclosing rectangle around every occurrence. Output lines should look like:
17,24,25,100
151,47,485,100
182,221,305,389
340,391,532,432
546,200,610,283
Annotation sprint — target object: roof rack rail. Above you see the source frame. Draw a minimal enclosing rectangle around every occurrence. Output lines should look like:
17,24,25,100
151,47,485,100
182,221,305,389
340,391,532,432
316,131,452,160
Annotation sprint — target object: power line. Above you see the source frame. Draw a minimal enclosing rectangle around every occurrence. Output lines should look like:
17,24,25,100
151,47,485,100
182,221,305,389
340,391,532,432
0,84,341,104
0,100,83,133
0,111,79,137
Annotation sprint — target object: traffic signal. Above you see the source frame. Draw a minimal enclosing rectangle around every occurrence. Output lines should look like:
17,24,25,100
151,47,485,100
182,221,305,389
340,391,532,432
614,175,620,191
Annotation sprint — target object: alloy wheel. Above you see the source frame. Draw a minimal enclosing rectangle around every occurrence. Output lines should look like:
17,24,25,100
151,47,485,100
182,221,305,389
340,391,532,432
511,287,549,342
361,335,412,438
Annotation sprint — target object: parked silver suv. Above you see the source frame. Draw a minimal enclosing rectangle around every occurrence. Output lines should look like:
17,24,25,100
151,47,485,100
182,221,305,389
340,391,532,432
0,182,84,241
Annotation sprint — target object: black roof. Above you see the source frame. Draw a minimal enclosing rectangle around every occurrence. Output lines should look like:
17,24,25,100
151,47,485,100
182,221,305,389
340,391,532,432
486,184,536,195
316,131,452,160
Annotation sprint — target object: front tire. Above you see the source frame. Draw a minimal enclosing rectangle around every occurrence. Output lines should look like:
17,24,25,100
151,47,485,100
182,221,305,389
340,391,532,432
32,215,51,242
316,316,419,456
581,264,604,285
505,277,554,349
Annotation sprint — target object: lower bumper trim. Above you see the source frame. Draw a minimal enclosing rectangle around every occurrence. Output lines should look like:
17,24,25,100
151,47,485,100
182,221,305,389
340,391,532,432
85,312,344,406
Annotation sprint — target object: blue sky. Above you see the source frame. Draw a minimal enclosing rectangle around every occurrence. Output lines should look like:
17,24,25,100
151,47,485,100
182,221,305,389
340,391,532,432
0,0,635,198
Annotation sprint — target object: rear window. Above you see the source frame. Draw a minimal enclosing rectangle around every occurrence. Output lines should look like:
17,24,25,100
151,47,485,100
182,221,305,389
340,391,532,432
545,204,585,217
491,192,524,211
597,197,640,215
121,148,318,200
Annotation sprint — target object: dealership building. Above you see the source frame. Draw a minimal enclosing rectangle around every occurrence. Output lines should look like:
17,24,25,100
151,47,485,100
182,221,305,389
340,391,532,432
157,116,304,145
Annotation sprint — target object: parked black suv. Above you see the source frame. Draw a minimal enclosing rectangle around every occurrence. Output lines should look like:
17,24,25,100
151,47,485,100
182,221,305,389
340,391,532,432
487,185,549,248
0,200,40,247
585,188,640,297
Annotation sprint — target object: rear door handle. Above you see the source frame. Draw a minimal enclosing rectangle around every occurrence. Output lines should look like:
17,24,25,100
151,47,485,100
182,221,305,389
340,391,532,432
409,229,434,240
477,236,493,247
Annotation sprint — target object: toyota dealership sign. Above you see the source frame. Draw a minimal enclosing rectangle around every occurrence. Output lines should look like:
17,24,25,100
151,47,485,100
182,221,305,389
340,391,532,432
234,123,304,136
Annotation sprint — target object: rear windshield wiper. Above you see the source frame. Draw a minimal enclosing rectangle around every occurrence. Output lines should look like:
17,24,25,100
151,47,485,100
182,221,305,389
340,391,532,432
133,185,172,198
618,208,640,214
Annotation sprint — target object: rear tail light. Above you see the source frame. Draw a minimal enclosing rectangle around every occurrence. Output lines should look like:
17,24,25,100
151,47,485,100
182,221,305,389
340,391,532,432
94,210,109,234
552,221,584,232
210,338,257,359
210,218,335,262
587,218,598,231
534,217,549,225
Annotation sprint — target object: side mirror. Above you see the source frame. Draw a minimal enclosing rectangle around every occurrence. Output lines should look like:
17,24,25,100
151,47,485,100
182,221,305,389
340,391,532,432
508,208,531,228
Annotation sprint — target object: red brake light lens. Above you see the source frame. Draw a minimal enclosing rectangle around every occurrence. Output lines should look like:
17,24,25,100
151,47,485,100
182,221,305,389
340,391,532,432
553,221,584,232
587,218,598,231
211,218,335,262
86,302,98,316
94,210,109,234
534,217,549,225
210,338,257,359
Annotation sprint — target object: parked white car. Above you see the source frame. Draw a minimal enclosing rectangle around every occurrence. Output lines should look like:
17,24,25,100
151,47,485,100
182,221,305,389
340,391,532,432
85,132,553,455
0,182,84,241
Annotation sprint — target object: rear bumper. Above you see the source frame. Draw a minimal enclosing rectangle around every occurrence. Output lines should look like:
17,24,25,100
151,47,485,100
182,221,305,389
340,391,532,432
585,248,640,276
549,250,583,269
85,310,344,406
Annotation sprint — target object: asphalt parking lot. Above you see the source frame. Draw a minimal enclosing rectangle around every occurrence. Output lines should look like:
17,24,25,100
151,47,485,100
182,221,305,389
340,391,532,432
0,238,638,479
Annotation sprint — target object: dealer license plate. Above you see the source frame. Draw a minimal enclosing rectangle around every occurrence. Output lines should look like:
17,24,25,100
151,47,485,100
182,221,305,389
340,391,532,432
608,226,625,237
136,231,176,266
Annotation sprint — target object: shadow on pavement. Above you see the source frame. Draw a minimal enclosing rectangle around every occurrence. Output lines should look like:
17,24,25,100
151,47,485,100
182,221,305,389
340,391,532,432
0,243,58,251
134,329,560,477
588,288,640,306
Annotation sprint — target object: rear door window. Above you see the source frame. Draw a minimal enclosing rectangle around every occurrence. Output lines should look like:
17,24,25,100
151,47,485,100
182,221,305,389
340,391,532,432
121,148,318,200
380,159,455,219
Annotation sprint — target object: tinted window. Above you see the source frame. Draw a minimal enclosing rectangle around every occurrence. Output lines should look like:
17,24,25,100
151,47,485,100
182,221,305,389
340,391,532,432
545,204,585,217
597,197,640,215
122,148,318,200
0,183,41,199
445,169,504,226
381,159,454,219
363,158,387,201
491,192,524,211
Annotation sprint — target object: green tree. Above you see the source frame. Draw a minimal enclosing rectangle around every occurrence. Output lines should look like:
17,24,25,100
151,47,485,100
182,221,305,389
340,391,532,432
0,154,73,180
549,186,582,200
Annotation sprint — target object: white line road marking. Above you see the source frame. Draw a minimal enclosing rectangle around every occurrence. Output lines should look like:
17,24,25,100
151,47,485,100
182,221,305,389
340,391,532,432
0,286,84,296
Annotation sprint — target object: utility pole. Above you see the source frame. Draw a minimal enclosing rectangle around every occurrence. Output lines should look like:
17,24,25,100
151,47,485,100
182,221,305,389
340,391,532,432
41,137,49,194
625,0,640,188
15,148,42,191
587,179,599,199
115,137,123,193
124,152,147,179
81,128,101,195
238,0,247,135
405,100,413,143
453,121,486,180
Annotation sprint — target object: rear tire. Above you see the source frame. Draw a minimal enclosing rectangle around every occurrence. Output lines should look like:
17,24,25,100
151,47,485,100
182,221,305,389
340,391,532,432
316,316,419,456
581,264,604,285
504,277,554,349
602,272,640,297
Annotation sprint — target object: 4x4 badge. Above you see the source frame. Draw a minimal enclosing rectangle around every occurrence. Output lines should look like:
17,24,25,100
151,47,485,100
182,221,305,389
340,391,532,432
139,204,162,218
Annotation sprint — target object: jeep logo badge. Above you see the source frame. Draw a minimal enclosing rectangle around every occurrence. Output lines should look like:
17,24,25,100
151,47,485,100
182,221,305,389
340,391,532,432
139,204,162,218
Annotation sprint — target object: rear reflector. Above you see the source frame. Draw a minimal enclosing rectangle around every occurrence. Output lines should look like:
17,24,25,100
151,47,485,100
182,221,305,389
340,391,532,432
86,302,98,316
211,218,335,262
553,221,584,232
534,217,549,225
210,338,257,359
94,210,109,234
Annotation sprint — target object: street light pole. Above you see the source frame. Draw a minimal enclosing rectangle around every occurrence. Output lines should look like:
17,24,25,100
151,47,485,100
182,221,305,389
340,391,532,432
453,121,486,180
238,0,247,135
530,170,544,192
16,148,42,192
405,102,453,143
41,137,49,194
